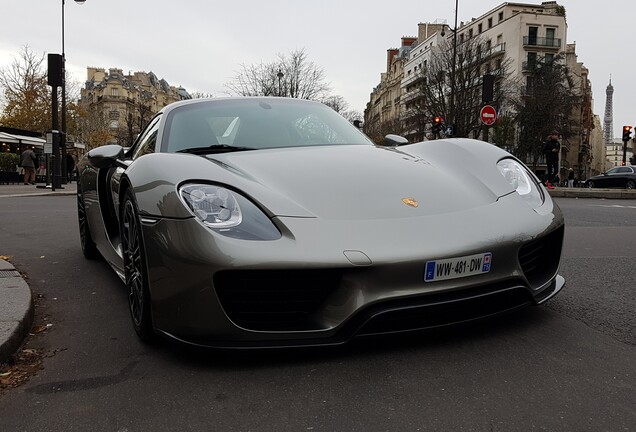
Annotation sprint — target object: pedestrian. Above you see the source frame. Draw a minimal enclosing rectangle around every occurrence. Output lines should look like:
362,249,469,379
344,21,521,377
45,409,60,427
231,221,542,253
543,130,560,189
567,168,575,188
20,146,38,185
66,154,75,183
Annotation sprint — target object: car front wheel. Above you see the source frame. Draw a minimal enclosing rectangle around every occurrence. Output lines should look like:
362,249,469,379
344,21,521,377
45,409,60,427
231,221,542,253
121,189,154,342
587,181,594,189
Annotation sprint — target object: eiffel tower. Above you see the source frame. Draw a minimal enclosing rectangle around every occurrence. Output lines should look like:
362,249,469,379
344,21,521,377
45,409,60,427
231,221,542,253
603,77,614,145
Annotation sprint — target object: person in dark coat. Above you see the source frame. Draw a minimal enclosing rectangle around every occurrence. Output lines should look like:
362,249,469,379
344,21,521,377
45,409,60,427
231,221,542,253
543,130,560,189
20,147,38,185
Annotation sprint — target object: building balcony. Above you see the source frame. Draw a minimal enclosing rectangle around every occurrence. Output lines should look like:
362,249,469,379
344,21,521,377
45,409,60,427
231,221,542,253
97,95,129,102
485,42,506,58
523,36,561,49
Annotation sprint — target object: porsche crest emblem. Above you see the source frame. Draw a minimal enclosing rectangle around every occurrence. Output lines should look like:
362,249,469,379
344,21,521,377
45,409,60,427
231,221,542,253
402,198,419,208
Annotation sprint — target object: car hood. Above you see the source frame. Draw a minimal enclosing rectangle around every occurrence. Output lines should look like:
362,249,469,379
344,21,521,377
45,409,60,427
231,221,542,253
205,143,510,220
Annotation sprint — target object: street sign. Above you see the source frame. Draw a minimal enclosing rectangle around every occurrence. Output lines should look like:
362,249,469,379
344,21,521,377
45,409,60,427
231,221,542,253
480,105,497,126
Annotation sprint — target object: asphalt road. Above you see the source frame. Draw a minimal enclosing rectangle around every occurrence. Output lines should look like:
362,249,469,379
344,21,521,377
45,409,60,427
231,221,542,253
0,196,634,431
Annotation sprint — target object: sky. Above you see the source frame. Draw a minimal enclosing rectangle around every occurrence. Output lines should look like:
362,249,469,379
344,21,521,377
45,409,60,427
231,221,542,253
0,0,633,139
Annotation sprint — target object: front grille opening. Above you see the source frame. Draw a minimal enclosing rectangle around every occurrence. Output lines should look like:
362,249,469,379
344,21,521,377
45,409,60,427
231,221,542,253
214,269,343,331
356,285,533,336
518,225,564,289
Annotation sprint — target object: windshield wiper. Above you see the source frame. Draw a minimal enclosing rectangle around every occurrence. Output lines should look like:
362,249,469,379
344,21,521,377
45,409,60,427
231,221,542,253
176,144,255,154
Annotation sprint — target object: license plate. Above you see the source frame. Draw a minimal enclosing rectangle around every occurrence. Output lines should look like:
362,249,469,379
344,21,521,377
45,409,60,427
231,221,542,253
424,252,492,282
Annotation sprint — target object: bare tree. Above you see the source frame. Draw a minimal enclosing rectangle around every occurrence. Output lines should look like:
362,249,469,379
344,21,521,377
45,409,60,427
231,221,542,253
321,95,362,124
512,53,578,168
402,35,514,139
226,48,331,100
189,91,215,99
364,118,403,145
0,46,51,132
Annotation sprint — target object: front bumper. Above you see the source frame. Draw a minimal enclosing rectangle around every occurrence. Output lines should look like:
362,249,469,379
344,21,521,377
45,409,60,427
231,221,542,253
140,194,565,348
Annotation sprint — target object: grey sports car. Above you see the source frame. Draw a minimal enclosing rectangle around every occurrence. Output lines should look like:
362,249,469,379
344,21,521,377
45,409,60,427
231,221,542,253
76,97,565,348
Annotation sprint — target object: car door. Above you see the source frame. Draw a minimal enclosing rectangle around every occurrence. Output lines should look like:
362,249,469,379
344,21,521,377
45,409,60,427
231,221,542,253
101,115,162,264
598,167,619,188
610,167,630,188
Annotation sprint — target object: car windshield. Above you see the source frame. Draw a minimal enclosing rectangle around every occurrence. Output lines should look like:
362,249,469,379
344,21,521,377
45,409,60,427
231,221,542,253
162,98,374,153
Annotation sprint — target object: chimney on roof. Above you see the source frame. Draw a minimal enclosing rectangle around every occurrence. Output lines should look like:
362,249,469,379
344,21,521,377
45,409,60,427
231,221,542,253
387,48,399,70
401,36,417,47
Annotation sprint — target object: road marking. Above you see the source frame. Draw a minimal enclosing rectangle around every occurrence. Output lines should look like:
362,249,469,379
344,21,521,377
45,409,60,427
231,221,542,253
589,204,636,209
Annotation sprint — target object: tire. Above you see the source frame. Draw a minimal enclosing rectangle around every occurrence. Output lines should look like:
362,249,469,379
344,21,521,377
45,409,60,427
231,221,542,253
586,181,594,189
627,180,635,190
77,193,99,259
121,189,155,342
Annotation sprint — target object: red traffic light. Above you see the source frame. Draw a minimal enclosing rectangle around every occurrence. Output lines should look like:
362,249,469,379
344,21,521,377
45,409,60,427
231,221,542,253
433,116,444,124
623,125,633,142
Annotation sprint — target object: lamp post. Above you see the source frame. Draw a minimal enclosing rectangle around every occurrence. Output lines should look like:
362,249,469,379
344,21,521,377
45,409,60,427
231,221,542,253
441,0,459,135
61,0,86,185
277,69,284,97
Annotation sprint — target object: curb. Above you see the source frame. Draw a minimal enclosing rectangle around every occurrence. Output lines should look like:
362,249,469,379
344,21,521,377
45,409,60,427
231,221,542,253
547,188,636,199
0,259,34,364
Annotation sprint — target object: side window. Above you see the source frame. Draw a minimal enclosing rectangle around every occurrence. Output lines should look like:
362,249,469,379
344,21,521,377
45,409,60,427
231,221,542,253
131,116,161,160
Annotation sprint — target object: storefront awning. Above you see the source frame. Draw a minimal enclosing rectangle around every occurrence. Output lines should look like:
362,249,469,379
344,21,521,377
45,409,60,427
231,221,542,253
0,131,45,146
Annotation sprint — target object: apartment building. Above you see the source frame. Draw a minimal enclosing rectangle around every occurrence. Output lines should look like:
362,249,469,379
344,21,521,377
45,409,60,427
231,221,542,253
365,1,605,180
79,67,190,141
606,141,634,168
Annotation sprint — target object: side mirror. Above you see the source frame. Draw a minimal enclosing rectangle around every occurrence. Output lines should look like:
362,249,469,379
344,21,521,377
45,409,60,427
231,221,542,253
87,144,125,169
353,120,363,129
384,134,409,146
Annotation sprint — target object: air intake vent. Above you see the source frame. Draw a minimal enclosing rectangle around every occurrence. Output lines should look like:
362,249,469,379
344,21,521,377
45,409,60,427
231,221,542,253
518,226,564,289
215,269,343,331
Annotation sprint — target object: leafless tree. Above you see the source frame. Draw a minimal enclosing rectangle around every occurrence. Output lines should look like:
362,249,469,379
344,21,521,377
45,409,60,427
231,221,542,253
321,95,362,124
364,118,404,145
189,91,215,99
511,53,578,169
402,35,515,139
226,48,331,100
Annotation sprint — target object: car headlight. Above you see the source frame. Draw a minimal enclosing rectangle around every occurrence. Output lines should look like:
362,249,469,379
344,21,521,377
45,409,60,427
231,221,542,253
179,183,281,240
497,158,544,208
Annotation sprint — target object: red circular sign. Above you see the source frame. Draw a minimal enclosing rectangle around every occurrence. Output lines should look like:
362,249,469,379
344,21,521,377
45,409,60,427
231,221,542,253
480,105,497,126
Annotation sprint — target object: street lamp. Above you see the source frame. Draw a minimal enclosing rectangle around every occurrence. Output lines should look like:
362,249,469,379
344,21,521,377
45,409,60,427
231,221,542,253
61,0,86,184
277,69,284,97
440,0,459,135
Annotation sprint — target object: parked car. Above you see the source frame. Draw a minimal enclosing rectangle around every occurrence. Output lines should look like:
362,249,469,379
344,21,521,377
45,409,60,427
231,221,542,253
76,97,565,348
585,166,636,189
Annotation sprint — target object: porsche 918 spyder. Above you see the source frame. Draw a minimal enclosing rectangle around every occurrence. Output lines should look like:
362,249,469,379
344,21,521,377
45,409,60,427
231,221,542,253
76,97,565,348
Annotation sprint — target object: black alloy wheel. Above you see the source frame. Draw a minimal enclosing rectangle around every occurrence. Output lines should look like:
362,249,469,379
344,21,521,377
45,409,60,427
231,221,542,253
586,181,594,189
77,193,99,259
627,180,635,190
121,190,154,341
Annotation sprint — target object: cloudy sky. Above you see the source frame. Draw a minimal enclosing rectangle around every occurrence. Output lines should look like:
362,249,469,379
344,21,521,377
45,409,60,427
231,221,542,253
0,0,632,138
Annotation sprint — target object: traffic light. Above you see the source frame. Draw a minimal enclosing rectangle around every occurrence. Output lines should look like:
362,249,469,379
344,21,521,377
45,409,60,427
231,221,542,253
622,125,632,142
432,116,444,136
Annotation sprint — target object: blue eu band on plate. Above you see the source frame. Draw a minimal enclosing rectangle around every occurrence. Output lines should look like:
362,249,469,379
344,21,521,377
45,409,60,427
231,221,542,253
425,253,492,282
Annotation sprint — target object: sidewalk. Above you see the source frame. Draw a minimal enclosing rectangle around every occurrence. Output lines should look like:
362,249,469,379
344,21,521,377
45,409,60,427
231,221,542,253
0,182,634,363
0,181,77,198
0,259,33,363
0,182,76,363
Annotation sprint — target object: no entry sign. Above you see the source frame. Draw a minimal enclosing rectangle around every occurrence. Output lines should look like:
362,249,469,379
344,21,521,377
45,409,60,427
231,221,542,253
480,105,497,126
